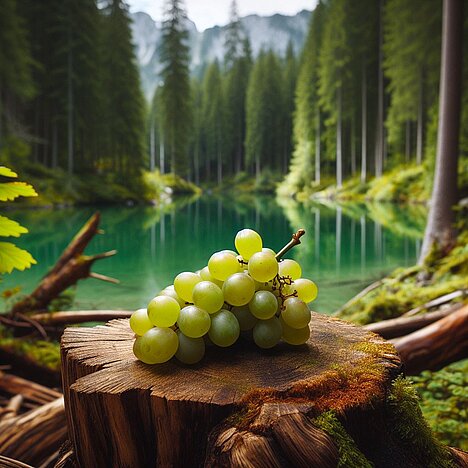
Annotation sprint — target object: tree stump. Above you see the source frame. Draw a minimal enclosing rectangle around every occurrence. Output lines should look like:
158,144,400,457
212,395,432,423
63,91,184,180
61,314,460,467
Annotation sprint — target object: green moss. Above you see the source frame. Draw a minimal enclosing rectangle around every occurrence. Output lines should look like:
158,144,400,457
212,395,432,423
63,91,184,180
412,360,468,450
0,325,60,371
314,411,372,468
337,217,467,324
387,376,455,468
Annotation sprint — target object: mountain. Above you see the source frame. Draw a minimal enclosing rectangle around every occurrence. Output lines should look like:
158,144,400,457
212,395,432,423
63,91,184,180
130,10,311,100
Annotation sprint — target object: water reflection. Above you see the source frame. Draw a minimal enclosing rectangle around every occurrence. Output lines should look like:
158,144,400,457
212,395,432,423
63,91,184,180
3,196,425,314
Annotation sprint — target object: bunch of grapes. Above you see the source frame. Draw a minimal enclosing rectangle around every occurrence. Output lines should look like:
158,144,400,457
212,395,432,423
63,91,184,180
130,229,318,365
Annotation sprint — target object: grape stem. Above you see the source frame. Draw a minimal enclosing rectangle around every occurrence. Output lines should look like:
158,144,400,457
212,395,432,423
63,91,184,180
275,229,306,261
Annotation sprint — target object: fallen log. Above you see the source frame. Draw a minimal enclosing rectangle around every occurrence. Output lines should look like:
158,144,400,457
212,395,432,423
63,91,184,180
0,397,66,467
0,370,61,405
10,212,117,315
0,455,34,468
364,303,463,339
392,305,468,375
61,315,458,467
402,289,466,317
30,310,133,325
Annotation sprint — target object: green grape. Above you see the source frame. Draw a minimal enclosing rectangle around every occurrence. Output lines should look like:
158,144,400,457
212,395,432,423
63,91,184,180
177,305,211,338
278,259,302,280
223,272,255,306
147,295,180,327
174,272,201,302
235,229,262,260
160,285,186,308
293,278,318,303
232,305,258,331
175,332,205,364
262,247,276,255
253,317,282,349
133,327,178,364
248,251,278,282
192,281,224,314
249,290,278,320
129,308,153,336
220,249,238,257
280,316,310,345
208,309,240,347
208,251,241,281
282,297,311,329
199,266,224,287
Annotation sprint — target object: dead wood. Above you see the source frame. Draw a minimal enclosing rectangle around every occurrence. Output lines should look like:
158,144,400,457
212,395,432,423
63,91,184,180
364,302,463,339
10,213,117,315
392,305,468,374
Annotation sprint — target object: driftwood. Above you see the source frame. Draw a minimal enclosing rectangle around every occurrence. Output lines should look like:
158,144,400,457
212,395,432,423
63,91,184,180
60,315,422,467
392,305,468,375
10,212,117,315
364,303,463,339
30,310,132,325
402,289,467,317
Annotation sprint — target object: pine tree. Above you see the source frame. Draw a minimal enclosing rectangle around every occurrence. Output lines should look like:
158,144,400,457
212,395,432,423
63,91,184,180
245,50,284,178
0,0,35,153
159,0,193,176
201,61,226,185
285,2,327,191
224,34,252,175
224,0,242,69
319,0,352,188
102,0,146,184
384,0,442,164
282,41,298,173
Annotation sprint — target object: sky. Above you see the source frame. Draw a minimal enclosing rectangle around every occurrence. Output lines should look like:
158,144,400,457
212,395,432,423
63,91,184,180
127,0,317,31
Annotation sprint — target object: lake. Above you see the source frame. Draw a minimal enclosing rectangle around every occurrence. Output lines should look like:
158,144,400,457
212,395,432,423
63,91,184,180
2,196,427,314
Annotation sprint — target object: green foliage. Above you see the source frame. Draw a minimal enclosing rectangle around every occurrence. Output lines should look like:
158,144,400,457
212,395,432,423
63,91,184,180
387,376,455,467
0,325,60,371
412,360,468,450
314,411,372,467
384,0,441,152
160,0,193,176
0,166,37,274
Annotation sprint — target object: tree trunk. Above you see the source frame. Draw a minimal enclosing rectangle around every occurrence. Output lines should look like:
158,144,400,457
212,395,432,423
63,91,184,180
419,0,463,263
375,0,384,178
159,134,165,174
405,120,411,163
61,315,447,467
149,121,155,171
67,17,74,176
336,87,343,188
416,78,424,165
361,63,367,183
315,107,321,184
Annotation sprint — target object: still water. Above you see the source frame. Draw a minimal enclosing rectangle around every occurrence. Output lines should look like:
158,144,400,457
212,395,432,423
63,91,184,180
2,196,426,314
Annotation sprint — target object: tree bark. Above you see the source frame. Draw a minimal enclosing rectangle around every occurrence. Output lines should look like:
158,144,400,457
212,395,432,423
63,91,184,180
60,315,418,467
391,305,468,375
419,0,463,262
361,63,367,183
315,107,321,184
375,0,384,178
10,213,116,315
336,86,343,188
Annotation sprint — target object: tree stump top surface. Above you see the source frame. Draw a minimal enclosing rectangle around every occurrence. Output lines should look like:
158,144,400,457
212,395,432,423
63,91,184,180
62,313,400,409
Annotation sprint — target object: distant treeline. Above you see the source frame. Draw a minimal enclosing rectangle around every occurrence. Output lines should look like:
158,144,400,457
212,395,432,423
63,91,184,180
0,0,145,189
1,0,468,192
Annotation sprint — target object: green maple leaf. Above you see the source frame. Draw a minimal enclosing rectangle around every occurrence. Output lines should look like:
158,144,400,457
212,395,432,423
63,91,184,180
0,182,38,202
0,216,28,237
0,242,37,274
